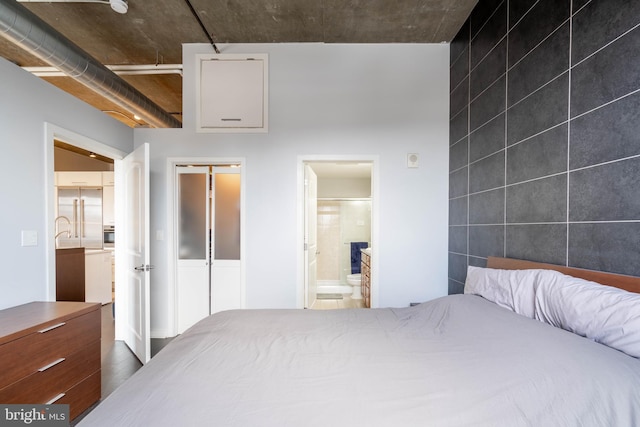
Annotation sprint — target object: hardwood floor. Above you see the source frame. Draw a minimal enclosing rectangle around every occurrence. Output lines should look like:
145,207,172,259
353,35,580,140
311,293,366,309
72,303,173,425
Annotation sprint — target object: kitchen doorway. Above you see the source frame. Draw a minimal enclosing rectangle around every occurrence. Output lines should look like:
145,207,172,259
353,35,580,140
297,155,379,309
44,123,131,344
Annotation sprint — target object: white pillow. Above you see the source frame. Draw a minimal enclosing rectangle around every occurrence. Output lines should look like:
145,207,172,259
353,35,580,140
534,270,640,358
464,266,540,318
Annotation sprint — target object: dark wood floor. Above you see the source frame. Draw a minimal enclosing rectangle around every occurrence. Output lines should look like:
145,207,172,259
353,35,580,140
72,303,174,425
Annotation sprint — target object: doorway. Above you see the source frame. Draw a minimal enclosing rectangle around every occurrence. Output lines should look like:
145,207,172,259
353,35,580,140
44,123,129,338
298,156,379,310
46,127,152,363
170,159,246,335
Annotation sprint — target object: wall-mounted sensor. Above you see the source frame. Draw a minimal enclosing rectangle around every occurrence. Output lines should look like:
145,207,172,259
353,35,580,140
407,153,419,168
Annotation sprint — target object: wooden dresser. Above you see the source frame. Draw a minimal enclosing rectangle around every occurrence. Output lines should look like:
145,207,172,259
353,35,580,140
0,302,101,420
361,251,371,308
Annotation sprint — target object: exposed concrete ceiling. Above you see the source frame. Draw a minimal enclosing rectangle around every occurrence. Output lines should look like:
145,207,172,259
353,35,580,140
0,0,476,128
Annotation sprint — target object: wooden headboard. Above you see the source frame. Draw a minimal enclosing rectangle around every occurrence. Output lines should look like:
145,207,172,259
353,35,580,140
486,257,640,294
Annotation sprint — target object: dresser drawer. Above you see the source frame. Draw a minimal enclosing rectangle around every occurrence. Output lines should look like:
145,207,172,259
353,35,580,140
59,370,102,420
0,339,100,403
0,308,100,389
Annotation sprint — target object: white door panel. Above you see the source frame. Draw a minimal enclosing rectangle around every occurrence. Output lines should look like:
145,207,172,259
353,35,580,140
177,261,209,333
123,143,150,364
211,260,241,314
211,168,241,313
176,167,210,334
304,165,318,308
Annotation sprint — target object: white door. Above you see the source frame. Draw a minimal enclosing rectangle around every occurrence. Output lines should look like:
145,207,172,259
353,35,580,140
123,143,150,363
304,165,318,308
176,167,210,334
176,165,242,331
210,167,242,314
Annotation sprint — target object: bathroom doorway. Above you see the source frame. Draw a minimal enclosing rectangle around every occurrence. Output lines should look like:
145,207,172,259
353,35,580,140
299,157,378,310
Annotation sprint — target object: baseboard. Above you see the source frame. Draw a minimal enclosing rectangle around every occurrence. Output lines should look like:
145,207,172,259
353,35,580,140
151,329,176,339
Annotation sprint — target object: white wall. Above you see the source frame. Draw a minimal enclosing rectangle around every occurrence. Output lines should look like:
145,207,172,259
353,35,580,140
136,43,450,337
0,57,133,310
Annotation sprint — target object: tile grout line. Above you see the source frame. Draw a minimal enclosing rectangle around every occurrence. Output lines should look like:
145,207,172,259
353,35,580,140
466,18,471,278
566,0,573,267
504,0,510,259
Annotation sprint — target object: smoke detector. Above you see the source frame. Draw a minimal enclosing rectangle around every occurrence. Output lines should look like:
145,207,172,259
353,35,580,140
110,0,128,14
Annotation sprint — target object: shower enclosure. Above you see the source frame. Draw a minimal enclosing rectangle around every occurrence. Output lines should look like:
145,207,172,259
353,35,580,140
316,199,371,291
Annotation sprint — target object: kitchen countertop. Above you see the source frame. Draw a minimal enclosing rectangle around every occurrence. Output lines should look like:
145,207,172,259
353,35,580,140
57,247,111,255
85,249,111,255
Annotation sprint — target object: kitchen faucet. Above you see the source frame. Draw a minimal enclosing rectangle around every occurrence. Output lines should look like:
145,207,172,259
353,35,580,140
54,215,72,243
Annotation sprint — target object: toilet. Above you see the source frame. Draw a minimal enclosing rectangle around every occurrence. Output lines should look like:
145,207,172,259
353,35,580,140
347,274,363,299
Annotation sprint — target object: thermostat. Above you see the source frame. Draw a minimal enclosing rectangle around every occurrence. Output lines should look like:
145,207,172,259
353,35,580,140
407,153,419,168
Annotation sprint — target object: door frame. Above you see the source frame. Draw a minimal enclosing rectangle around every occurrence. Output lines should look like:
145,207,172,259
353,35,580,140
44,123,127,331
296,155,380,309
166,157,246,337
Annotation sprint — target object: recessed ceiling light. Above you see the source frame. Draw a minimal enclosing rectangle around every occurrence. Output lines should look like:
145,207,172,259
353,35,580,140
133,114,141,121
110,0,128,14
89,152,97,158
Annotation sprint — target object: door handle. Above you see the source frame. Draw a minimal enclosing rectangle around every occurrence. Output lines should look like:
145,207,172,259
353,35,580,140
80,199,85,238
134,264,155,272
73,199,78,237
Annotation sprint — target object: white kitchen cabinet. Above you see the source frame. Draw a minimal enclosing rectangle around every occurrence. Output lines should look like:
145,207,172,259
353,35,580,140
85,250,112,304
102,185,115,226
102,171,114,185
56,171,102,187
197,54,268,133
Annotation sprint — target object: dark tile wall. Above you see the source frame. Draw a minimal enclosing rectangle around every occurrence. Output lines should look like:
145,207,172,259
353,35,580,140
448,0,640,294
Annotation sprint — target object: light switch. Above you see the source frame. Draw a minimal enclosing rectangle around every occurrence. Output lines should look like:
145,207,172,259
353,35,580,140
156,230,164,241
21,230,38,247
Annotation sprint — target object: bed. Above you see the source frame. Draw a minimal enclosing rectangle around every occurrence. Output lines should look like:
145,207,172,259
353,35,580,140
78,257,640,426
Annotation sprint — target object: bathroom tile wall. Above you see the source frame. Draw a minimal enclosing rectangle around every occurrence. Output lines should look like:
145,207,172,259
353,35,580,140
448,0,640,294
317,200,372,284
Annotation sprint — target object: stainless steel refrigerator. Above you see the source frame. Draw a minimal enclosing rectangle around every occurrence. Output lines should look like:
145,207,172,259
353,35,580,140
56,187,103,249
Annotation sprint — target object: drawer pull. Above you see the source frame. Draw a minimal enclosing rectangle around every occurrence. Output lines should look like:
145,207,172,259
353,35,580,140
46,393,65,405
38,358,66,372
38,322,66,333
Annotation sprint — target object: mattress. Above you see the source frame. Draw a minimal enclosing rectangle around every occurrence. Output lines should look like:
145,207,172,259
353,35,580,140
78,295,640,426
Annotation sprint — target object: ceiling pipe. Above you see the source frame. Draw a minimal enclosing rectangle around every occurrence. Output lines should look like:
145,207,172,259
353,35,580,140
0,0,181,128
23,64,183,77
16,0,128,15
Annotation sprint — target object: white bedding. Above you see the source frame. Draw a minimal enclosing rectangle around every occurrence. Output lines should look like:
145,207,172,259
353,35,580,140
78,295,640,426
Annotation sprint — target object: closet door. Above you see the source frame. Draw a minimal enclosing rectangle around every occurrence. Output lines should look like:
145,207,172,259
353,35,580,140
210,167,242,314
176,167,210,334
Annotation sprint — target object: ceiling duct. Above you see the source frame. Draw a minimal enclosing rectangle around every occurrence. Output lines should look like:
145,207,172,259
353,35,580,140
0,0,181,128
